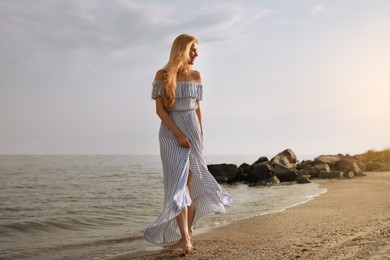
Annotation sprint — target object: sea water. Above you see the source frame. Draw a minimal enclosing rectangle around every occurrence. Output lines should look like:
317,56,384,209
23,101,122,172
0,155,326,259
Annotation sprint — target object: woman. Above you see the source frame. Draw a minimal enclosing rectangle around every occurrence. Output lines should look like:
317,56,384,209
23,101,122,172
145,34,232,255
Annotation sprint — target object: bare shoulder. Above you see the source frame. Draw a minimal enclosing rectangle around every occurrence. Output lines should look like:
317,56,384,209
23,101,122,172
154,69,167,81
191,70,202,83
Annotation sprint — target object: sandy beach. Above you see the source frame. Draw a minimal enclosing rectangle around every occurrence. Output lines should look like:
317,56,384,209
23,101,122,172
108,171,390,260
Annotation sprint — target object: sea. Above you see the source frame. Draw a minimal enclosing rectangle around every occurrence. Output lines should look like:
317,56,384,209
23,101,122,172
0,154,327,260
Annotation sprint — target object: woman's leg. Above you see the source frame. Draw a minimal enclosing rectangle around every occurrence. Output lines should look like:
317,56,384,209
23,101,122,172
176,170,195,253
174,206,192,255
176,207,192,251
164,169,194,254
164,207,192,254
164,170,193,254
187,170,196,241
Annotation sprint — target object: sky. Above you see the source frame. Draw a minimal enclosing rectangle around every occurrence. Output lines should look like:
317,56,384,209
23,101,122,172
1,0,389,157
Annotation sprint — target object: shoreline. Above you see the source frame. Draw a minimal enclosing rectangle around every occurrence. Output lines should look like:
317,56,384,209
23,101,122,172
106,172,390,259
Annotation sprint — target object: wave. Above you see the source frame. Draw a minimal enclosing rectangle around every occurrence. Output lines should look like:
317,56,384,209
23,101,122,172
0,234,145,259
0,215,117,235
45,235,145,251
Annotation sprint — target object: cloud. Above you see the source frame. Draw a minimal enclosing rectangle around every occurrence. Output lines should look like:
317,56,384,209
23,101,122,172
0,0,275,67
309,5,328,14
0,0,188,82
192,3,274,43
0,0,176,60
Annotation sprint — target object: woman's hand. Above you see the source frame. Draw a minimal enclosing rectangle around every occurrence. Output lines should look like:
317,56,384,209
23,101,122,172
176,134,191,149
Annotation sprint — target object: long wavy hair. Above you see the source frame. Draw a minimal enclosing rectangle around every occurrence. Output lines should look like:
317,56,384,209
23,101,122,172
161,34,197,110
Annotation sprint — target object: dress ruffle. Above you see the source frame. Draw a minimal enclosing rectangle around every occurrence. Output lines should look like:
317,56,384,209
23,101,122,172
151,80,203,100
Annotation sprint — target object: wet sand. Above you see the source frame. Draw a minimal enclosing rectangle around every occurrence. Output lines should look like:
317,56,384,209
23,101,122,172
107,172,390,259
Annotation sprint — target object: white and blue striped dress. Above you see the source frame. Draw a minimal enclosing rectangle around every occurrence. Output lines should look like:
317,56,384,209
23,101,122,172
145,80,232,244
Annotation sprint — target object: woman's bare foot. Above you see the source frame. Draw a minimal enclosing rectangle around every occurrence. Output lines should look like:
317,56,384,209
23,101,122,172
183,240,192,256
163,239,192,255
163,240,182,253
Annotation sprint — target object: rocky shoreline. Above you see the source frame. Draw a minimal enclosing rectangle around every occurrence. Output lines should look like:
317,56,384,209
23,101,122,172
207,148,390,185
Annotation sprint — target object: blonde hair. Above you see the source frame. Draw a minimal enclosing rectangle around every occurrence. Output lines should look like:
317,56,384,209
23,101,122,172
162,34,197,110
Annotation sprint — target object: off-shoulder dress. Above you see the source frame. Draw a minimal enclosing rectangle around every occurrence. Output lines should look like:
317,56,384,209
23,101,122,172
145,80,232,244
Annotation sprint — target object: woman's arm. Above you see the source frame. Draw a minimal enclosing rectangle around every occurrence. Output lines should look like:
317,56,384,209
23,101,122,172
155,97,191,148
192,70,203,139
153,69,190,148
195,100,203,139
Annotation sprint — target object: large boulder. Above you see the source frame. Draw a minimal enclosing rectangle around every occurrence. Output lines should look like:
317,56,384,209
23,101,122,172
298,164,317,178
346,162,364,176
355,161,367,171
314,163,330,172
239,163,251,174
299,168,317,178
297,160,314,170
207,164,239,183
303,164,315,171
335,158,364,176
270,149,298,169
238,163,250,182
273,163,299,182
314,155,342,168
335,158,356,171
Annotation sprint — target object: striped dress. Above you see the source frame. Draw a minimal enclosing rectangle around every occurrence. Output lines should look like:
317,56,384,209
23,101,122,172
145,80,232,244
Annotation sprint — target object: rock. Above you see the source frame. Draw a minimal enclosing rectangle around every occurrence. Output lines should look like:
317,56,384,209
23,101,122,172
314,163,330,172
273,163,299,182
318,170,332,179
355,172,367,177
238,163,250,182
239,163,250,174
299,168,317,178
335,158,357,171
334,158,364,177
332,171,344,178
213,175,228,182
355,161,367,171
303,164,315,171
298,164,317,178
270,149,298,169
332,171,343,178
297,160,314,170
252,156,269,165
207,164,239,183
298,169,311,175
346,162,364,176
343,171,354,179
296,175,311,184
248,162,274,183
314,155,342,168
249,176,280,186
318,170,343,179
